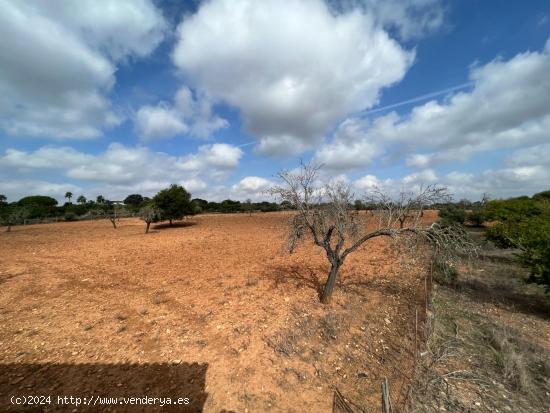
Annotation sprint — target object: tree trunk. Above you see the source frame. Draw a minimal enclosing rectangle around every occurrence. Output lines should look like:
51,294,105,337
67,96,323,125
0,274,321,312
321,261,341,304
110,218,117,229
169,219,173,226
6,225,11,232
145,221,150,234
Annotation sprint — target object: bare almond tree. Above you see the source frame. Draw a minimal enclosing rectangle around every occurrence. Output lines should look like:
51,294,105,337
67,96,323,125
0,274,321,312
270,162,476,304
140,204,161,234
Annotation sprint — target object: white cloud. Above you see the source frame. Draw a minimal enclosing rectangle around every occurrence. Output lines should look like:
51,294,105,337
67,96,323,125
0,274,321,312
0,142,243,201
335,0,446,40
232,176,272,192
402,169,438,185
505,143,550,167
351,142,550,200
0,179,81,203
135,105,189,141
314,117,383,170
0,0,166,139
0,146,94,170
173,0,413,155
353,174,381,190
135,87,228,141
178,143,243,179
405,153,434,168
337,40,550,169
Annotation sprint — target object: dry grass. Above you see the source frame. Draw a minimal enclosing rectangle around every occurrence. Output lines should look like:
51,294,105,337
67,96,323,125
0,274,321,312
409,229,550,412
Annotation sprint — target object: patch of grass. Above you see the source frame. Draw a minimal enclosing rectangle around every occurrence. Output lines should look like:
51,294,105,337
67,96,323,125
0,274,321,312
484,326,534,393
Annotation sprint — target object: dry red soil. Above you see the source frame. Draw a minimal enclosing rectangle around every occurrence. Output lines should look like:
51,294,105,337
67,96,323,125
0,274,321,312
0,212,435,412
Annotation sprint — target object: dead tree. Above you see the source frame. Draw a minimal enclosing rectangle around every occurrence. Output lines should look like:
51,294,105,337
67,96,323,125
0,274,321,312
369,185,450,229
270,162,476,304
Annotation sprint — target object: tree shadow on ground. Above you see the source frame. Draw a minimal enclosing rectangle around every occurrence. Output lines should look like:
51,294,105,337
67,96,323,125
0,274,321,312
452,275,550,319
339,277,405,299
151,221,197,231
0,362,208,412
262,262,325,298
263,262,407,302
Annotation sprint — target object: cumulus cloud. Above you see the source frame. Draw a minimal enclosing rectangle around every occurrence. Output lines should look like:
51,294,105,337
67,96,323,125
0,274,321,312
173,0,413,155
334,0,446,40
0,146,94,170
135,87,228,141
0,142,243,201
314,117,383,170
0,0,166,139
351,143,550,200
335,40,550,170
0,179,81,203
228,176,274,201
135,105,189,141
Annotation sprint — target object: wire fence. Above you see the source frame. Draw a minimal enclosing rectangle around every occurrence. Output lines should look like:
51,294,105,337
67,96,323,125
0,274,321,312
332,262,434,413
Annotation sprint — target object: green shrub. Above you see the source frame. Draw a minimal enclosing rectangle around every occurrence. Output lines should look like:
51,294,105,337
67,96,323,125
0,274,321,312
486,197,550,292
466,210,485,227
64,212,76,221
438,204,466,226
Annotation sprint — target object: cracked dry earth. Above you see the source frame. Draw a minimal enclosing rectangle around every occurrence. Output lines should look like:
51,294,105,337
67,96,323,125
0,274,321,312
0,212,434,412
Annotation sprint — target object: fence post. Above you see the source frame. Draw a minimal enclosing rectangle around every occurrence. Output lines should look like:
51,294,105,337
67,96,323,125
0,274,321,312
381,378,392,413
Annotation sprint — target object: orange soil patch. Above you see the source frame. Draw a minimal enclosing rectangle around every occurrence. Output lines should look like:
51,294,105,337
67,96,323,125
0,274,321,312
0,212,436,412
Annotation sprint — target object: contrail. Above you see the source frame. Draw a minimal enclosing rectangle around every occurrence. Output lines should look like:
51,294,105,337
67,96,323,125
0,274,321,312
237,141,256,148
234,82,474,147
360,81,474,116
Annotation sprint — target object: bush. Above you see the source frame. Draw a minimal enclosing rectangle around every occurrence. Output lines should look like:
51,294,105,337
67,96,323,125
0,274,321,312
466,210,485,227
438,204,466,226
64,212,76,221
17,195,58,219
486,197,550,291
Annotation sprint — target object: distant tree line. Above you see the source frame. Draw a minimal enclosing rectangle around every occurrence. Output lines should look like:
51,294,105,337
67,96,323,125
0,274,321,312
0,186,290,232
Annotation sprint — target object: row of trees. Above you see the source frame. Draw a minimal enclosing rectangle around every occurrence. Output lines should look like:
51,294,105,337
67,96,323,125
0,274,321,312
0,189,286,230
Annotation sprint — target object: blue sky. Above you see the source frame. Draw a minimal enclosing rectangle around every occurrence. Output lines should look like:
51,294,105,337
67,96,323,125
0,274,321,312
1,0,549,203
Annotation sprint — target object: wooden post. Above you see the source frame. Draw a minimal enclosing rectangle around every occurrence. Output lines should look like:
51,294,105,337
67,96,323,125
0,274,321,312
381,378,392,413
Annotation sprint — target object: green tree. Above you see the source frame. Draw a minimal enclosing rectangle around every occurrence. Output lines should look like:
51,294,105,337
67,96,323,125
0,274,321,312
191,198,208,211
96,195,106,204
438,204,466,226
65,191,73,203
533,189,550,201
124,194,144,207
220,199,241,213
0,194,7,207
485,197,550,291
354,199,366,211
77,195,87,204
153,184,193,225
17,195,58,219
